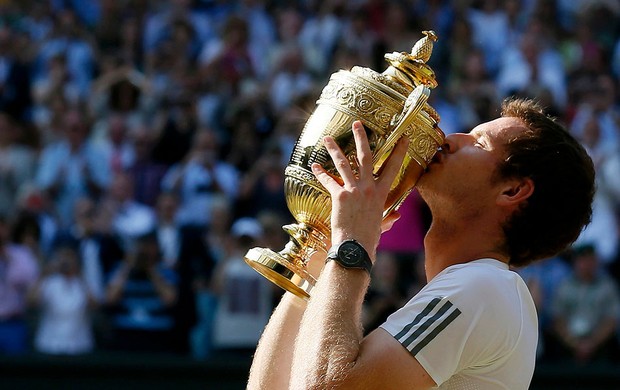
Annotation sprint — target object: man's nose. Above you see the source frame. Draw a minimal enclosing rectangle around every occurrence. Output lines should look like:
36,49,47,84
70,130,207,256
442,133,462,153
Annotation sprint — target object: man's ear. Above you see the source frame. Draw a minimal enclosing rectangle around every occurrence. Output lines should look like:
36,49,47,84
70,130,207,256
497,178,534,207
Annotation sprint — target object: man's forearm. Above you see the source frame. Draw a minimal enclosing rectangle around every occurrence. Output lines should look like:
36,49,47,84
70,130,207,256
290,262,370,389
247,292,307,390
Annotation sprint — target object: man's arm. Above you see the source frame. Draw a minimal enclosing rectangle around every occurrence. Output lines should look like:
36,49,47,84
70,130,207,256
247,292,307,390
290,261,435,389
288,121,435,389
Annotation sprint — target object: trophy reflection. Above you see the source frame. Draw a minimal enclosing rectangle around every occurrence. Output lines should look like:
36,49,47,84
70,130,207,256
244,31,445,299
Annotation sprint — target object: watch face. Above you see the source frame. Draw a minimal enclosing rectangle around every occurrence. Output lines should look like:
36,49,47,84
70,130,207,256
338,241,363,266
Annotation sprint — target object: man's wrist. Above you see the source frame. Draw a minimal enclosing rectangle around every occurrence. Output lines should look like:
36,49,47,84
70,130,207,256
326,239,373,275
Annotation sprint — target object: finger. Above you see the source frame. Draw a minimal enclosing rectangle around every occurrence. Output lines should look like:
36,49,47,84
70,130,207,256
351,121,373,181
377,136,409,192
323,136,357,186
311,162,343,193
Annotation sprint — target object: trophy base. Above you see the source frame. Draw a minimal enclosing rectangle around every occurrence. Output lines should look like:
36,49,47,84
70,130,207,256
244,247,315,300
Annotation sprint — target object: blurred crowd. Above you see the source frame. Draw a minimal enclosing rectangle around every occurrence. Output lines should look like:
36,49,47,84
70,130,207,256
0,0,619,367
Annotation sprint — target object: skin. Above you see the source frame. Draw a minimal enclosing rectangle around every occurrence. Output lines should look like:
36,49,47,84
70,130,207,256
248,117,534,389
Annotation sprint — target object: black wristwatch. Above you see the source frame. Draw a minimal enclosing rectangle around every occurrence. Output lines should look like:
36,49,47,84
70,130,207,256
326,239,373,275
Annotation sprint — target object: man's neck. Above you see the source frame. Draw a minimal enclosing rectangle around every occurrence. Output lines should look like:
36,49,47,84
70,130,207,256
423,216,509,282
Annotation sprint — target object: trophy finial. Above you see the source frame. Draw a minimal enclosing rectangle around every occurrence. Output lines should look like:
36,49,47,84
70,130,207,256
411,30,437,64
383,30,439,89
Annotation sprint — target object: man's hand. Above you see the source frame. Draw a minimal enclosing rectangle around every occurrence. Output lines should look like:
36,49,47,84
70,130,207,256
311,120,409,259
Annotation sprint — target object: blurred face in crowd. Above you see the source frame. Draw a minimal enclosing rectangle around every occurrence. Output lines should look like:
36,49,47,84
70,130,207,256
108,114,128,145
64,110,89,150
192,130,219,166
109,173,134,203
134,237,160,271
574,249,598,283
55,247,81,277
74,197,97,234
156,193,178,223
131,126,154,161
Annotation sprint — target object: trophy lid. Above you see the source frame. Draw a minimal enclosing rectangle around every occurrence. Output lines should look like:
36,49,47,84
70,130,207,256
383,30,438,90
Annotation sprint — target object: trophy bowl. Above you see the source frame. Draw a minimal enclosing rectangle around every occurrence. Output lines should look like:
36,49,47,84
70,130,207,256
244,31,445,300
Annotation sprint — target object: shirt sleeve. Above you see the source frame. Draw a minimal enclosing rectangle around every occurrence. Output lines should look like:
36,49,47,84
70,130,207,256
380,286,465,385
379,267,518,386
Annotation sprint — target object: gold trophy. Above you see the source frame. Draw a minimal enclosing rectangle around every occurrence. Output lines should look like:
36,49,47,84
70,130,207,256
245,31,444,299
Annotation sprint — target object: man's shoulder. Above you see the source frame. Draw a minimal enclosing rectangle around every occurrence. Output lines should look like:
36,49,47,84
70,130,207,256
421,259,534,320
431,259,514,291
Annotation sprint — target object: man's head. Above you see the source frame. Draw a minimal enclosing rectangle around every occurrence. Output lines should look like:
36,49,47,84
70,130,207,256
418,98,595,268
496,98,595,267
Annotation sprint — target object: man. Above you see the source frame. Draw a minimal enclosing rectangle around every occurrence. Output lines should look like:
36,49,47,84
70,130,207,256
247,98,595,389
550,244,620,363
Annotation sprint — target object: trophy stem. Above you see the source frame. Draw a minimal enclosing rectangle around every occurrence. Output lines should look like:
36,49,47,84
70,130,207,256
244,223,327,300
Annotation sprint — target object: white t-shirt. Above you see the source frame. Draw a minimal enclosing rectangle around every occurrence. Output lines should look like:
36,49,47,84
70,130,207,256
34,274,94,355
381,259,537,390
212,256,273,349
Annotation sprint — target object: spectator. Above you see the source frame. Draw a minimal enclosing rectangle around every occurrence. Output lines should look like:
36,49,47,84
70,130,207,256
35,109,111,227
126,123,169,207
235,0,278,80
154,192,182,269
189,197,230,359
571,73,620,155
496,30,567,110
105,232,178,353
0,214,39,355
518,254,572,359
30,243,96,355
100,172,156,250
32,53,81,126
447,49,500,133
10,210,43,268
298,1,343,77
375,0,420,57
89,56,150,125
14,185,59,257
210,218,273,352
467,0,510,75
53,196,124,303
175,222,216,357
0,112,36,218
0,26,33,122
161,129,239,229
143,0,212,70
34,8,95,104
236,144,288,220
549,244,620,363
199,15,255,97
268,44,313,114
205,195,235,264
151,94,199,166
96,113,136,175
337,9,378,69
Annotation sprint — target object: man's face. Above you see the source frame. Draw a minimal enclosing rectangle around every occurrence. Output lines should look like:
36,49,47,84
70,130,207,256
417,117,526,215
